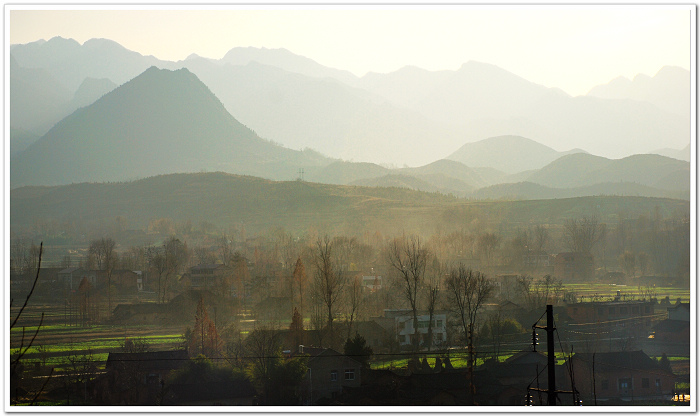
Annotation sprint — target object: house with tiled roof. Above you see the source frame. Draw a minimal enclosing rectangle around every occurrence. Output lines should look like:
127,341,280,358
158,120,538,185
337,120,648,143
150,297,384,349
295,346,362,404
96,350,189,405
564,350,675,403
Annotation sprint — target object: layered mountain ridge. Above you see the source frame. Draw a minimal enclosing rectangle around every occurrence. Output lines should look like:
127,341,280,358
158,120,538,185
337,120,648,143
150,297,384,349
10,37,690,165
9,38,691,201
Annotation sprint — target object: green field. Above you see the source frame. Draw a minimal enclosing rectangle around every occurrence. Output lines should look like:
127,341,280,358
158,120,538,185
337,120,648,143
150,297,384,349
563,283,689,303
10,304,188,373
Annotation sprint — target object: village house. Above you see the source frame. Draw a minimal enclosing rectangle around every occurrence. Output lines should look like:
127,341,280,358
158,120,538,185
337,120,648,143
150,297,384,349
564,298,656,337
96,269,141,295
351,320,394,353
564,350,675,404
667,302,690,321
58,267,97,291
522,250,551,268
181,264,233,292
376,309,448,349
651,301,690,348
361,275,382,292
338,357,531,406
95,350,188,405
297,346,363,404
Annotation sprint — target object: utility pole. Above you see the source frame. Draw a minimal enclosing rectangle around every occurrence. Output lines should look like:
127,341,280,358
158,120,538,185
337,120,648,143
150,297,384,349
531,305,572,406
546,305,556,406
468,323,475,404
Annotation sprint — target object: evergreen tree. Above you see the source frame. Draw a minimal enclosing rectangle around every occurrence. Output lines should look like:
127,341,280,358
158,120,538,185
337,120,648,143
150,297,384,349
344,333,373,367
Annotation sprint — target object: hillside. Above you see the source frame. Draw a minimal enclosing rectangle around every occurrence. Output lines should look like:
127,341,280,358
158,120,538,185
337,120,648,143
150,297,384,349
524,153,690,191
472,181,689,201
10,172,689,238
446,135,585,174
307,161,389,185
179,60,457,165
650,144,690,162
11,67,331,188
10,172,463,237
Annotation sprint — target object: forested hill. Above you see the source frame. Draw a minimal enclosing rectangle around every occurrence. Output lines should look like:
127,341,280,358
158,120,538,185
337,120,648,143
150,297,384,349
11,172,689,237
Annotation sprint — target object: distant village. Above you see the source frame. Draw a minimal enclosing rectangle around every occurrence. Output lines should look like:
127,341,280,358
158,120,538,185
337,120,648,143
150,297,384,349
9,230,690,406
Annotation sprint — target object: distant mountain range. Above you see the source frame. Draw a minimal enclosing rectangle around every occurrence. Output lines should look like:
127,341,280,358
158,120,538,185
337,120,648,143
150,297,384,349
10,37,690,165
11,67,329,187
586,65,689,118
9,39,691,202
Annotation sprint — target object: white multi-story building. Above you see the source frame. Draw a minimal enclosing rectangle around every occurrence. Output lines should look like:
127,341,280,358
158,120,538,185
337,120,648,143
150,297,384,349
383,309,448,348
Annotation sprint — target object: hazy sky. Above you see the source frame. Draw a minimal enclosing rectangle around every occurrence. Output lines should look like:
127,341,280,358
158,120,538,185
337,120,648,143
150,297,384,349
8,6,693,96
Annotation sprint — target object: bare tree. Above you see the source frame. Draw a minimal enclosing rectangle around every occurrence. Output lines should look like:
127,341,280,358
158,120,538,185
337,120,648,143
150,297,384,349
310,301,327,347
89,237,117,313
245,326,281,378
423,256,444,351
311,236,345,332
218,233,234,265
516,274,563,310
620,251,636,277
332,235,358,272
387,234,428,351
532,225,550,269
146,246,167,303
162,237,189,303
477,232,500,270
345,275,363,340
637,252,650,276
445,264,493,345
562,215,607,254
145,237,188,303
11,242,54,405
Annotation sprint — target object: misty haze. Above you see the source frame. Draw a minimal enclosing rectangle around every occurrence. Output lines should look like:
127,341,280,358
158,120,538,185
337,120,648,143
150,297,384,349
8,7,693,410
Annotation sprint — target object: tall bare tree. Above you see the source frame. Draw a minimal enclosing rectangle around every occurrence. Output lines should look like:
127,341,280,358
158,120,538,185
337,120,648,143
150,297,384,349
89,237,117,313
516,274,563,310
10,238,40,277
423,256,444,351
445,264,493,346
532,225,550,269
562,215,607,254
146,237,189,303
311,236,345,332
146,246,167,303
387,234,428,351
477,232,500,271
218,233,234,265
162,237,189,303
345,275,363,340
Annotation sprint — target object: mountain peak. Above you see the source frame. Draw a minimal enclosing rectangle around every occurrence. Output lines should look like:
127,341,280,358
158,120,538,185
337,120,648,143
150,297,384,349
46,36,80,47
447,135,584,174
83,38,126,50
11,65,327,188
